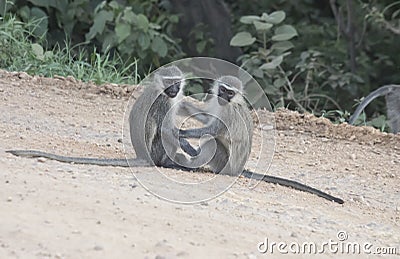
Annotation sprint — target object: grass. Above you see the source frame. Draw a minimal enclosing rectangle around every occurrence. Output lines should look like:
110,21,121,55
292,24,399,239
0,16,139,85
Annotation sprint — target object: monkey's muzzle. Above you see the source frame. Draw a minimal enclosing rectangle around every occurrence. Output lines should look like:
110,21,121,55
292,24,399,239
217,94,230,105
164,83,181,98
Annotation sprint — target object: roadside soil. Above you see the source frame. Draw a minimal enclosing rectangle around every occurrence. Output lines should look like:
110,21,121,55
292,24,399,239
0,70,399,258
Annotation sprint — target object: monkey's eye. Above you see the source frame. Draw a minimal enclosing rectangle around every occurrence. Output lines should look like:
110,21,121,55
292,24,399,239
164,79,181,88
173,81,181,87
219,85,226,93
227,90,235,97
163,79,175,87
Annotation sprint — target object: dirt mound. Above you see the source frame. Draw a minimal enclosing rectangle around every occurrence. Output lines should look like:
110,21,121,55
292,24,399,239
274,109,400,147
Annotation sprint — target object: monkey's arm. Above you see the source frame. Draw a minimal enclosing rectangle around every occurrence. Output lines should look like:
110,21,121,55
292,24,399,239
6,150,151,167
162,124,199,157
179,121,220,139
178,101,212,124
242,170,344,204
179,138,199,156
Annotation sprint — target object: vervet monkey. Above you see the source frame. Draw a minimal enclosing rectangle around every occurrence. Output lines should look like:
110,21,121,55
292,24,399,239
7,66,196,169
180,76,253,176
180,76,344,204
128,65,196,169
349,84,400,134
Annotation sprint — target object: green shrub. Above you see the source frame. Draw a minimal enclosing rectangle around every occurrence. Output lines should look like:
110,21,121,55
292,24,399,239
0,14,139,84
2,0,182,74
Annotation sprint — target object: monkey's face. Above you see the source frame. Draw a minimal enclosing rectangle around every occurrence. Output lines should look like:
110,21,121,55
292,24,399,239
217,84,236,105
163,78,182,98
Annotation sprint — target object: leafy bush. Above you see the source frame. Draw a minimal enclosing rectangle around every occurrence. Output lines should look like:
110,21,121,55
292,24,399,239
230,11,303,110
2,0,182,74
228,1,399,130
85,1,182,70
0,14,138,84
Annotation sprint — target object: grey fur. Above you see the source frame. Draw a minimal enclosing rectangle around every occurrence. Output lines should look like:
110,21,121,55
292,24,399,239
179,76,253,176
129,65,196,169
386,86,400,133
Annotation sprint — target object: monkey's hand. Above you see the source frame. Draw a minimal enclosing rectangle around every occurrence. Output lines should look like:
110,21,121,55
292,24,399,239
179,138,199,157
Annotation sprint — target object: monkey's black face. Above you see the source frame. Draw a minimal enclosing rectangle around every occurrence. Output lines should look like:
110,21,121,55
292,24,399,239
218,84,235,105
163,80,181,98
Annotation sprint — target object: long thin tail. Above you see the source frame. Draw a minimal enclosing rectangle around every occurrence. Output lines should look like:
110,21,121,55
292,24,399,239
6,150,150,167
348,84,395,125
242,170,344,204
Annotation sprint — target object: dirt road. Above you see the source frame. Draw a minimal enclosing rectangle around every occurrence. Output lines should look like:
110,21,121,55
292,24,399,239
1,70,399,258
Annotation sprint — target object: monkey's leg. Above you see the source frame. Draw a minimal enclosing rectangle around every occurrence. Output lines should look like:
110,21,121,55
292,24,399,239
6,150,150,167
242,170,344,204
161,155,200,172
206,140,229,174
180,138,223,170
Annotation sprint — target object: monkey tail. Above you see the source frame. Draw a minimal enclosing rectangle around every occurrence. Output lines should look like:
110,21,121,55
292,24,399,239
349,84,395,125
242,170,344,204
6,150,150,167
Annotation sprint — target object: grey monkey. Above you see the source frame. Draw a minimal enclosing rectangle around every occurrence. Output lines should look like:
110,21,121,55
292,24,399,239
7,65,196,169
180,76,344,204
179,76,253,175
349,84,400,134
128,65,196,169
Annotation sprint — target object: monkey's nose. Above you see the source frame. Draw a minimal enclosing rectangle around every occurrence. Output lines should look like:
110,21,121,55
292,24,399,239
217,95,229,105
167,91,178,98
164,84,180,98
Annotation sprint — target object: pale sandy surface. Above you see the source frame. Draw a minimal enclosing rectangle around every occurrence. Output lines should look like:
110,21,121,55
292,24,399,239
0,71,399,258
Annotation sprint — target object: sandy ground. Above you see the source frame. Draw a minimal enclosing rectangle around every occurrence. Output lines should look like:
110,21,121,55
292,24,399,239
0,70,399,258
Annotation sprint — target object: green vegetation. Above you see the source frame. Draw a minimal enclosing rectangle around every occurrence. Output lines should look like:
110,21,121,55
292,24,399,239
0,0,399,131
0,15,139,84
